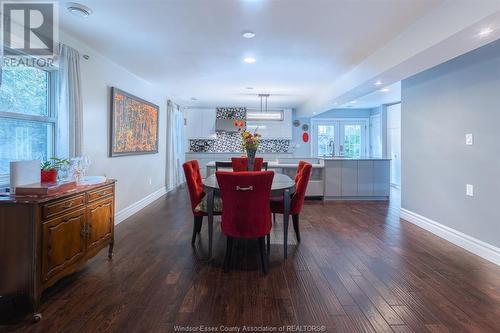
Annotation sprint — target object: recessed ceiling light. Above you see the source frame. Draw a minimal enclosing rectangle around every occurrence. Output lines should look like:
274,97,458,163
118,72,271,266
66,2,93,17
350,100,357,104
313,112,317,115
242,31,256,39
243,56,256,64
380,88,390,92
375,80,383,86
478,27,494,37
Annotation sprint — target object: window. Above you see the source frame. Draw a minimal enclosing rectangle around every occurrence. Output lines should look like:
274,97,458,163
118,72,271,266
0,64,57,184
312,119,368,157
317,124,335,157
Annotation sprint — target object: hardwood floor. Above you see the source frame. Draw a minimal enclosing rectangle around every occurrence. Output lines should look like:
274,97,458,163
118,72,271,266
2,186,500,332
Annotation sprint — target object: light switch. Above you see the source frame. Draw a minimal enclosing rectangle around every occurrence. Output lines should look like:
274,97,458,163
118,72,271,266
466,184,474,197
465,133,473,145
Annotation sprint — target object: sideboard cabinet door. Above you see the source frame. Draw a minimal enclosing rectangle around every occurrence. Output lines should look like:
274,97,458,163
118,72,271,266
42,208,86,283
86,198,114,254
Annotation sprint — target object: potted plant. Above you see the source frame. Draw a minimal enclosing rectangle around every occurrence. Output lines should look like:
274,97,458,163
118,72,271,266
240,129,261,170
41,157,70,183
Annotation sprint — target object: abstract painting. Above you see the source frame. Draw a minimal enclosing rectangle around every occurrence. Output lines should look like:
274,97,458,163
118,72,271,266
110,87,159,157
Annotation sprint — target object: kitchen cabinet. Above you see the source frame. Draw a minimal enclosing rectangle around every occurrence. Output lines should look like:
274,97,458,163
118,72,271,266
341,161,358,196
323,159,390,199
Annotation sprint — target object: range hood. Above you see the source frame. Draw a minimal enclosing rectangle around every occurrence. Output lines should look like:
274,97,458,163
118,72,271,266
216,118,244,132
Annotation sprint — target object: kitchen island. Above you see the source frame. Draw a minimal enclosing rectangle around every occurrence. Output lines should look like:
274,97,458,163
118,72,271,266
200,155,391,200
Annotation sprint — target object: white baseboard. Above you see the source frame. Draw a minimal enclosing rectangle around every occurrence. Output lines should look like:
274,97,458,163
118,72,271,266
400,208,500,266
115,186,169,225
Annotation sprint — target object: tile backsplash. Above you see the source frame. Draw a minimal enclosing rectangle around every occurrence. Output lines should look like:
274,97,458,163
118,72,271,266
188,106,291,153
189,132,290,153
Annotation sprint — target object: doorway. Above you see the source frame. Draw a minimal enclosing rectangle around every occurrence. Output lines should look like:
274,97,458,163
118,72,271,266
386,104,401,188
311,119,368,157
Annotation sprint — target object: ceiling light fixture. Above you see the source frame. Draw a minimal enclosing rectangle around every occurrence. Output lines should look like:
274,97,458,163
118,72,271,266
66,2,93,17
258,93,270,112
478,27,494,37
380,88,390,92
242,31,256,39
243,56,256,64
350,100,357,104
375,80,383,86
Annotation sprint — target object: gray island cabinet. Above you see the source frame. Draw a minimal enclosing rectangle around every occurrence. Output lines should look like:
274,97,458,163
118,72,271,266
324,158,390,200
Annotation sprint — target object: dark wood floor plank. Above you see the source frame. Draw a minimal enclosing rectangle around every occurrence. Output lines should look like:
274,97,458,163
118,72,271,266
2,187,500,333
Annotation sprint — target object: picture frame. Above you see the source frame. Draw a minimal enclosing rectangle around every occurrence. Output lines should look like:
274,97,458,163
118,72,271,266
110,87,159,157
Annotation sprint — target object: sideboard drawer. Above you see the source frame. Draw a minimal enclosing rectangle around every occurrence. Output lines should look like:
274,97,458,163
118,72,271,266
42,194,85,220
87,185,114,203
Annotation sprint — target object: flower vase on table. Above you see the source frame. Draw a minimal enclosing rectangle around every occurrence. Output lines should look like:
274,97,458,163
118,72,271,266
246,148,257,171
240,129,261,171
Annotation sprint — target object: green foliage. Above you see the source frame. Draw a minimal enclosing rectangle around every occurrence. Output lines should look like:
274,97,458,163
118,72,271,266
0,64,48,116
41,157,70,171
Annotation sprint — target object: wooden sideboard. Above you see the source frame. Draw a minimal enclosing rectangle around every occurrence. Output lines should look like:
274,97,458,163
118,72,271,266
0,180,116,322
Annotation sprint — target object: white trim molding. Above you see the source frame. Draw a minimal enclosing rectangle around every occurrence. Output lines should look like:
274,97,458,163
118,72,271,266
400,208,500,266
115,186,169,225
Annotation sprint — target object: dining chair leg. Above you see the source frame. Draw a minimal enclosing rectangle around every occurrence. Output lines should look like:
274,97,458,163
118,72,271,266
258,237,268,274
207,189,214,259
292,214,301,243
266,233,271,254
283,189,291,259
273,213,276,225
208,218,213,259
191,216,202,246
224,237,233,273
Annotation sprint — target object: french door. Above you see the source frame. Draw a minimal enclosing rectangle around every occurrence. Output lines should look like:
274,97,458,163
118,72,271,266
312,120,368,157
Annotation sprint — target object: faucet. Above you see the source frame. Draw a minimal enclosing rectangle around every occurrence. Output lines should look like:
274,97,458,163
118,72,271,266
328,139,335,157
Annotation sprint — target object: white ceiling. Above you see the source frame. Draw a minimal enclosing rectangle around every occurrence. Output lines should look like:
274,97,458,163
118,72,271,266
58,0,441,109
339,82,401,109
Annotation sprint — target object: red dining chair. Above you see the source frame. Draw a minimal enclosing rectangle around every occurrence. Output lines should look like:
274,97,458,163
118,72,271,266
216,171,274,274
183,160,221,247
231,157,266,171
270,161,312,243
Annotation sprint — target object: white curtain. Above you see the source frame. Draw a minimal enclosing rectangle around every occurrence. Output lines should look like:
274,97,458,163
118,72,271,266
57,44,83,158
166,100,185,189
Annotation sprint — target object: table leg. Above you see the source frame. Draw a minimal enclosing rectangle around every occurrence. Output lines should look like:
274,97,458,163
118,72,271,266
283,188,291,259
207,189,214,260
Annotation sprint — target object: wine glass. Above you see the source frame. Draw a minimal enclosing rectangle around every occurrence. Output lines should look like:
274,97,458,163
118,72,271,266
81,156,91,179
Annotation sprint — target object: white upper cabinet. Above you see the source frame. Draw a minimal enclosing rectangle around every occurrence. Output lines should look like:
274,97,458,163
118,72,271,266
185,108,216,139
246,109,292,139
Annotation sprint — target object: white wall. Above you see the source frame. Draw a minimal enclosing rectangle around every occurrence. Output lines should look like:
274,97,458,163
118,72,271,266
402,39,500,249
60,31,168,213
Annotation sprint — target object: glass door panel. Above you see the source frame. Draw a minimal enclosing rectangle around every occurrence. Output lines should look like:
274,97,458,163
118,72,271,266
341,124,362,157
317,124,335,157
312,120,367,157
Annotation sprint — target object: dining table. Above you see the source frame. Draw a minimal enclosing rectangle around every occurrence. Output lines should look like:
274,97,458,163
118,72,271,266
203,172,296,260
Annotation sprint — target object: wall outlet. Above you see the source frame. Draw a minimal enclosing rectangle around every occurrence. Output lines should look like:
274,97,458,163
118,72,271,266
465,133,473,145
466,184,474,197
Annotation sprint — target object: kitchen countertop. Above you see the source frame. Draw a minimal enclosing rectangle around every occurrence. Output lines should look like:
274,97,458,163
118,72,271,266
185,152,293,155
321,157,391,161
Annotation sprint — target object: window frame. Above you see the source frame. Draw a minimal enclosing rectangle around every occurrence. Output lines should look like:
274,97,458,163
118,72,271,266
0,58,58,186
310,118,369,157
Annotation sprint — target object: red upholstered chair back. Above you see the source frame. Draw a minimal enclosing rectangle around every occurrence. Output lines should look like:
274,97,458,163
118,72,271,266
291,161,312,214
216,171,274,238
231,157,264,172
182,160,205,214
